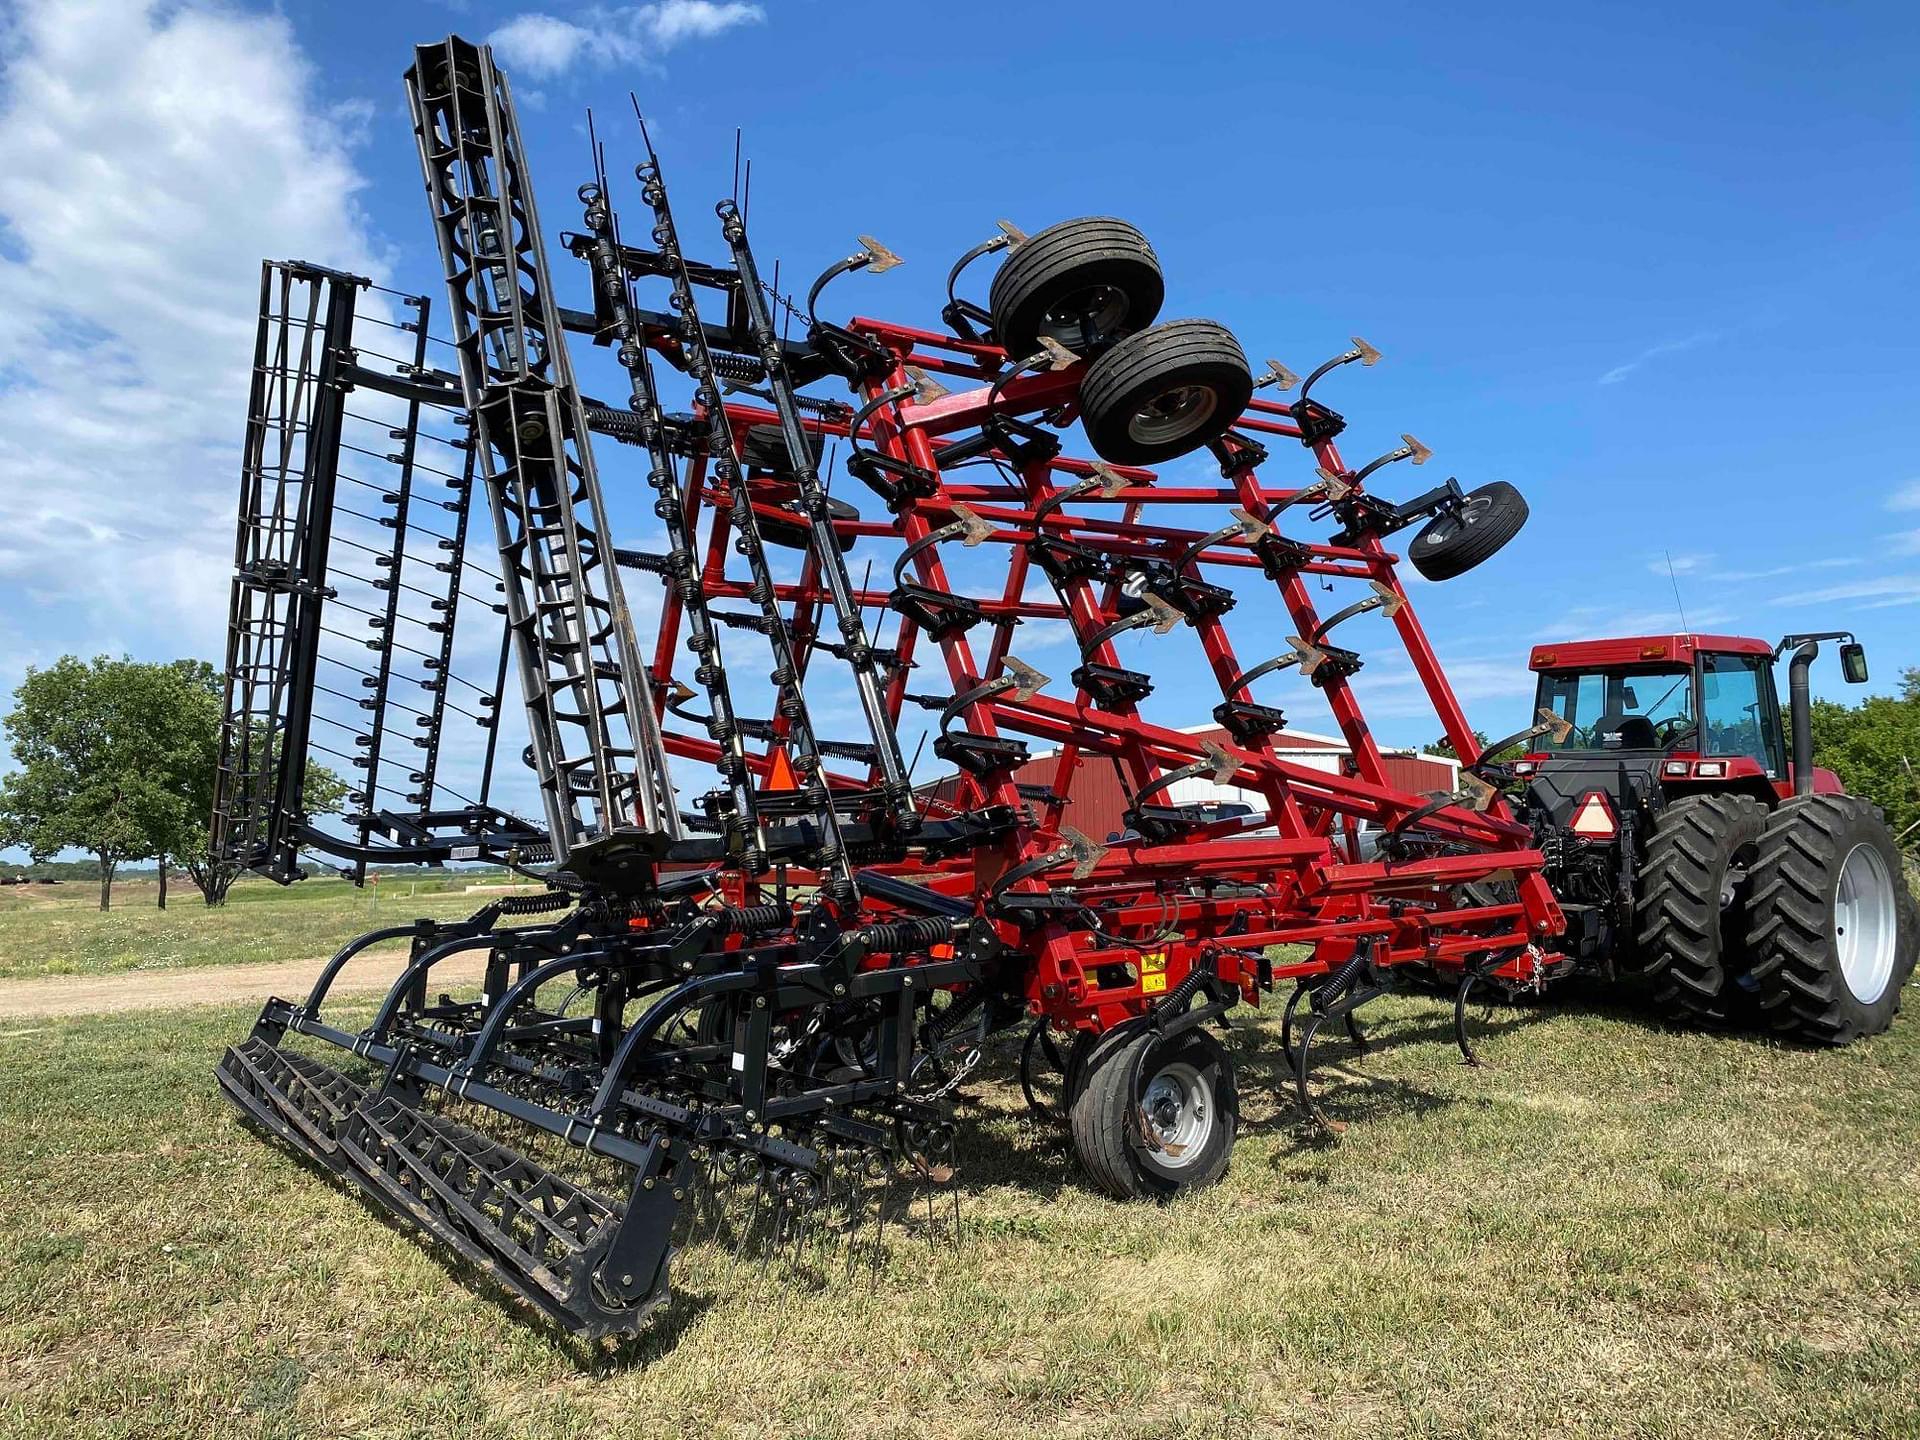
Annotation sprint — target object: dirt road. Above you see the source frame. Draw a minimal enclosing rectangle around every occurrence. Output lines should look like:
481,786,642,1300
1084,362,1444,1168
0,950,491,1020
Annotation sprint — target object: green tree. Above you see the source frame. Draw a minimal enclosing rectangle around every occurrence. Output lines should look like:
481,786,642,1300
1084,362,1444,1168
1422,729,1527,764
172,696,349,908
0,656,353,909
0,657,197,910
1808,665,1920,849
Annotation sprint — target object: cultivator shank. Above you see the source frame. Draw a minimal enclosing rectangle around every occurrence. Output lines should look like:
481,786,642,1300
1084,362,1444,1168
214,33,1568,1338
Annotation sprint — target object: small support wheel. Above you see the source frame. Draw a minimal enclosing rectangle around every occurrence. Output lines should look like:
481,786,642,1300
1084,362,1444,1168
1406,481,1528,581
1078,319,1253,466
1068,1023,1238,1199
989,217,1164,359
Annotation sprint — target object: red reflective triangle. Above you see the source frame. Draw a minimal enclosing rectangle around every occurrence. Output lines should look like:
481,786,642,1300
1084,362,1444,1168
1569,792,1617,839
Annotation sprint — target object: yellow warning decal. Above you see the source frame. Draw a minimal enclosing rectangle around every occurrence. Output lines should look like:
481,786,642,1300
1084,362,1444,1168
1141,951,1168,995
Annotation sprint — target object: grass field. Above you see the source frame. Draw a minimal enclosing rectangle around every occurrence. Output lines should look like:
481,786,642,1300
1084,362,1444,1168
3,988,1917,1439
0,875,537,981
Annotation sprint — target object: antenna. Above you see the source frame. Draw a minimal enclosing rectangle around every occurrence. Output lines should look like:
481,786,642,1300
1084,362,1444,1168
1664,549,1691,631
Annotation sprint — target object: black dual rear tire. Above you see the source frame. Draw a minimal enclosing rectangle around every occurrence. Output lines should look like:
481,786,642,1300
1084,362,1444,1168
1633,793,1766,1025
989,217,1164,359
1068,1023,1238,1200
1745,795,1918,1045
1406,482,1529,581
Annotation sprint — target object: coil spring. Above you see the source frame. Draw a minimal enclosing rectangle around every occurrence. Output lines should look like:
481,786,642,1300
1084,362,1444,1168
708,350,766,385
1154,967,1209,1017
1315,947,1371,1010
495,889,573,916
858,915,957,955
712,902,787,936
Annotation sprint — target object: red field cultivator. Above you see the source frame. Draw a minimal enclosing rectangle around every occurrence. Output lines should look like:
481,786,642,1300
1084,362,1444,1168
213,34,1576,1338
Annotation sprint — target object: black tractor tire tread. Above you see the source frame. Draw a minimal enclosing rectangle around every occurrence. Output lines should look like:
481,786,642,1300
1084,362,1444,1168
1078,319,1252,467
1634,792,1766,1026
1068,1022,1237,1201
1744,795,1918,1046
1407,481,1529,582
989,218,1163,359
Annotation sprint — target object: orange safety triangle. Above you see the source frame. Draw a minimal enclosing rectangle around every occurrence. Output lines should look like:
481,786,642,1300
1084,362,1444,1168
767,748,798,791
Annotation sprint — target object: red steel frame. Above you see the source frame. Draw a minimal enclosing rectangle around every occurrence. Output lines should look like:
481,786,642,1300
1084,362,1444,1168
635,308,1563,1034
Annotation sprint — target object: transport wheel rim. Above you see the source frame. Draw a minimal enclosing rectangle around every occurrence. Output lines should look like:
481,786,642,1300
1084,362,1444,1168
1139,1059,1212,1168
1127,384,1218,447
1834,841,1898,1004
1421,493,1491,547
1041,284,1130,345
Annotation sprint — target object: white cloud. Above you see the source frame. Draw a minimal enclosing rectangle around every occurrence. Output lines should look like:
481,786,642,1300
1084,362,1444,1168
1770,575,1920,609
0,0,383,659
489,1,764,79
646,0,764,45
488,14,595,78
1648,550,1712,576
1711,556,1857,583
1530,604,1732,644
1893,530,1920,557
1598,330,1719,386
1890,479,1920,512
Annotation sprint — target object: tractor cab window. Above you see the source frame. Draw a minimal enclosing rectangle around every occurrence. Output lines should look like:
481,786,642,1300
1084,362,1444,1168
1701,652,1783,775
1535,664,1696,752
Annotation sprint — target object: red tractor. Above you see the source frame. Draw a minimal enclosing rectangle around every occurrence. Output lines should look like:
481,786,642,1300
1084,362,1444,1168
1510,631,1917,1043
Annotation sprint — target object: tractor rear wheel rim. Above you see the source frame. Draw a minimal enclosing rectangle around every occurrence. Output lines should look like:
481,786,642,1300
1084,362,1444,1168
1127,384,1217,447
1834,841,1898,1004
1140,1060,1210,1168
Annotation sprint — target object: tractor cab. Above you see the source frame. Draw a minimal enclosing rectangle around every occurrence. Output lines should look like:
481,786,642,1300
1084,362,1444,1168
1514,634,1863,828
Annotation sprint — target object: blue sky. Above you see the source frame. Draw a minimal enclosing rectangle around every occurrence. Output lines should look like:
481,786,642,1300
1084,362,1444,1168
1,0,1915,830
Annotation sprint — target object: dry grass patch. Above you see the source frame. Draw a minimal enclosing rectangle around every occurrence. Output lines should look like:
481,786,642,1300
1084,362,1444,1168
3,989,1919,1438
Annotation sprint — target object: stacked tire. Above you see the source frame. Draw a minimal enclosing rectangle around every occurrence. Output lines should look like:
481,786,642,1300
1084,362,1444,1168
986,218,1251,467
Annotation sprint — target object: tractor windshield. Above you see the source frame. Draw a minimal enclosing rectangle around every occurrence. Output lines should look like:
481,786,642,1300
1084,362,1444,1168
1534,664,1695,752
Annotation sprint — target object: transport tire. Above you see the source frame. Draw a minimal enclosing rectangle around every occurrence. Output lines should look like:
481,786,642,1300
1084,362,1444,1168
1406,481,1528,581
1078,319,1252,466
1744,795,1918,1045
1068,1022,1237,1200
738,422,823,474
1633,793,1767,1025
988,217,1164,359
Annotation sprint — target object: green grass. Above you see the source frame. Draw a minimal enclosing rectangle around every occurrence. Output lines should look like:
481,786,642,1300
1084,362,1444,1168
0,875,537,981
3,995,1918,1438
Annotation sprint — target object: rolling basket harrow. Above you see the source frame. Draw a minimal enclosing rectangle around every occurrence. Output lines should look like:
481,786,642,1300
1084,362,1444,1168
211,34,1572,1339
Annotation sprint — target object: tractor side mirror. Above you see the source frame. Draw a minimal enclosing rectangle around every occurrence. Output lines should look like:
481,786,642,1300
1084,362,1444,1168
1840,642,1869,684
